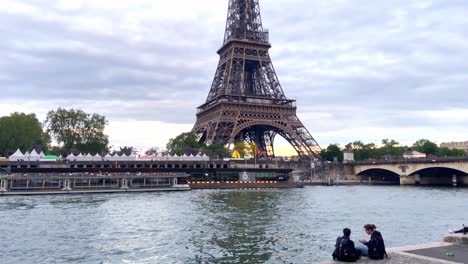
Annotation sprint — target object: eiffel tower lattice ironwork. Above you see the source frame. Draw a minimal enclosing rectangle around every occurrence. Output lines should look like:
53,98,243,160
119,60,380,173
193,0,321,158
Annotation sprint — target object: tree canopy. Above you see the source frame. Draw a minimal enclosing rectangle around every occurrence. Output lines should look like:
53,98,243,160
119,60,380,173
320,144,343,162
45,108,109,154
166,132,206,156
0,113,49,156
319,139,466,162
166,132,230,158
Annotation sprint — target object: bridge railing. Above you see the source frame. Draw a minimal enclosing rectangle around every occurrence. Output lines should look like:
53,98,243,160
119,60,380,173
349,156,468,165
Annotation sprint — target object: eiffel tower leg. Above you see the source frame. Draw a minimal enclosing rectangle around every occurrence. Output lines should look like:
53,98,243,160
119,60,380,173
264,131,276,157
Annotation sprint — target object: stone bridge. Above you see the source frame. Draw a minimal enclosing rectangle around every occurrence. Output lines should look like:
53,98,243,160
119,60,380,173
351,157,468,186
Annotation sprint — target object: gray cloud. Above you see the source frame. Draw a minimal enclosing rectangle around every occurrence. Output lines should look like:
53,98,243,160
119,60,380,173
1,0,468,147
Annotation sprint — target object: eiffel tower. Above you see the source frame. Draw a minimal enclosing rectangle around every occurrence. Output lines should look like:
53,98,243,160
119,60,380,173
193,0,321,158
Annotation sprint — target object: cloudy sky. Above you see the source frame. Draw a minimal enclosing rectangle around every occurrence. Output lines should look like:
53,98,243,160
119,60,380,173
1,0,468,154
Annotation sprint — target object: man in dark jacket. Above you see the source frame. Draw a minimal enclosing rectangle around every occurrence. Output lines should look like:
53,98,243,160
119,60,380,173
332,228,361,262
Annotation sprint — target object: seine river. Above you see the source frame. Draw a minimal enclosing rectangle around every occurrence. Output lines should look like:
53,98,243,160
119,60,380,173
1,186,467,264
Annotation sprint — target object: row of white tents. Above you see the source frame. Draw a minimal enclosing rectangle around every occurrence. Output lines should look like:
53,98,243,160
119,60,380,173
68,153,210,161
9,149,47,161
8,149,210,162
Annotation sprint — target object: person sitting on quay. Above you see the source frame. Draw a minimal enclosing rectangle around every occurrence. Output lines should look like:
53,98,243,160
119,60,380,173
449,224,467,234
356,224,388,260
332,228,361,262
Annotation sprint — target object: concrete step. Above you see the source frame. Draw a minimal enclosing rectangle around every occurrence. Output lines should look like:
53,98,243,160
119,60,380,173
444,234,468,245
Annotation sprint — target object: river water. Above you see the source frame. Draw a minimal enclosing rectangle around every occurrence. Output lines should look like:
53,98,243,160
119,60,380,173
1,186,467,264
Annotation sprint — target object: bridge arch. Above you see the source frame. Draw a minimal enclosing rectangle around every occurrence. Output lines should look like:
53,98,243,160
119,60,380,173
409,167,468,186
354,165,401,176
356,168,400,183
407,164,468,176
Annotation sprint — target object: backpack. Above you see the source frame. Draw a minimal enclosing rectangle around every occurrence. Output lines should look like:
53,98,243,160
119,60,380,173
367,234,388,260
332,237,358,262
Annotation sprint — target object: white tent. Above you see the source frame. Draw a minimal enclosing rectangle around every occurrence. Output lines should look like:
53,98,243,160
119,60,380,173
112,154,129,161
104,153,114,161
167,154,179,161
68,153,80,161
192,154,200,161
92,154,102,161
155,153,163,161
74,153,87,161
111,154,121,161
128,153,137,161
187,154,195,161
28,149,41,161
9,149,26,161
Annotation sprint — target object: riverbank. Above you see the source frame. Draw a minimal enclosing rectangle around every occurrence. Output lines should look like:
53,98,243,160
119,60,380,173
320,235,468,264
0,186,191,196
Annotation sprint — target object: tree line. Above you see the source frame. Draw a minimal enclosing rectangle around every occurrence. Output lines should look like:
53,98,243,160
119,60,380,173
320,139,466,162
1,111,466,161
0,108,109,157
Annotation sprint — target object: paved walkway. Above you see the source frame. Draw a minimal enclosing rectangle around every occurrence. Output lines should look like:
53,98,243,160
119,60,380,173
320,242,467,264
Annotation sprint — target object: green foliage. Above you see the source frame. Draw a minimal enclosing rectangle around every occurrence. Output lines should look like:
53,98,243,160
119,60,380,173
233,142,260,158
437,147,465,157
234,142,249,158
344,138,466,161
204,143,230,158
412,139,438,155
350,141,379,160
320,144,343,162
0,113,49,156
412,139,465,157
166,132,232,157
348,139,405,160
45,108,109,154
167,132,205,155
379,139,405,157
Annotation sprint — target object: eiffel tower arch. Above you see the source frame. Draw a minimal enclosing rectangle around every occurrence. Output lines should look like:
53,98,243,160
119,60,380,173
193,0,321,158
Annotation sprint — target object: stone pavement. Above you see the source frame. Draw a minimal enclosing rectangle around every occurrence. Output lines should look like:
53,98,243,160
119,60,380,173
406,244,468,263
320,242,467,264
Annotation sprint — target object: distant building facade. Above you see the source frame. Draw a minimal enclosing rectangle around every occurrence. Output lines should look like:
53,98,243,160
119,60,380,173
343,149,354,163
403,150,426,159
440,141,468,152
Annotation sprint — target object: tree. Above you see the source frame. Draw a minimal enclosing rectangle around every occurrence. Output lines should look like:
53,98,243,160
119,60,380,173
380,139,405,158
413,139,438,155
45,108,109,154
145,147,159,156
234,142,249,158
320,144,343,162
348,141,378,161
382,139,399,148
247,142,259,157
204,143,229,158
166,132,205,155
437,147,465,157
0,113,49,156
112,146,134,156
